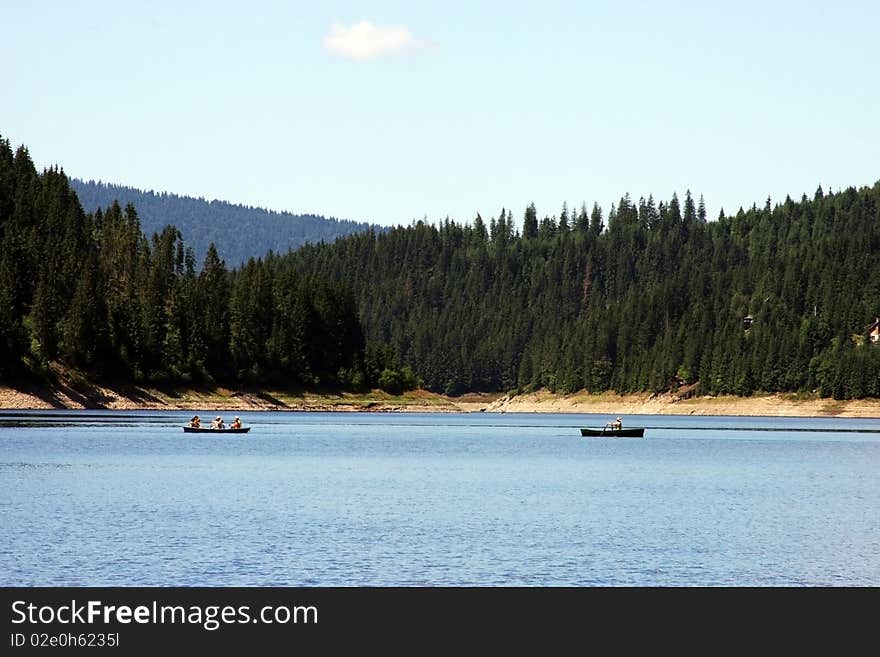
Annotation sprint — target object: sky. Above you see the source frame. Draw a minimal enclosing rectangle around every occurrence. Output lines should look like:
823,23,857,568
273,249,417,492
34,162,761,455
3,0,879,227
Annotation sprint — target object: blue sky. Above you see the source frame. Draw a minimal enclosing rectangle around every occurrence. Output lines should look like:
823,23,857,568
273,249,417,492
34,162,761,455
3,1,878,227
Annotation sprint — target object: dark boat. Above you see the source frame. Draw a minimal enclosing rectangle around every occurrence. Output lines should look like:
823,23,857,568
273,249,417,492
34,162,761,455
182,426,250,434
580,427,644,438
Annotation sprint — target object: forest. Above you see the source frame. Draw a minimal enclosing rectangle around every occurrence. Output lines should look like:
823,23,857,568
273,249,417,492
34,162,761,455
0,137,374,389
286,184,880,400
3,134,880,399
70,179,377,267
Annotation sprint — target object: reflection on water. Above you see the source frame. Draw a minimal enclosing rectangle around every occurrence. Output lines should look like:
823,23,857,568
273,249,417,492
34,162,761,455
1,410,879,586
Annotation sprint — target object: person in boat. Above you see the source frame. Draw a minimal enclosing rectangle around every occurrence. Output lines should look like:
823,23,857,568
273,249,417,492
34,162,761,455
230,416,242,429
605,416,623,430
211,416,225,430
190,415,201,428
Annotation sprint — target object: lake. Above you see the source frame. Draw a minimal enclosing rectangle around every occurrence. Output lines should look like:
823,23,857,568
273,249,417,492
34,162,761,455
1,410,878,586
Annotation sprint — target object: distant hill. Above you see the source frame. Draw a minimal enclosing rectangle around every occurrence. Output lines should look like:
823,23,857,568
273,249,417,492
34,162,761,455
70,179,377,267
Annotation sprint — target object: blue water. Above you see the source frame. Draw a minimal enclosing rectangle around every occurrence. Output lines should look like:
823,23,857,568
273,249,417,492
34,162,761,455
1,411,878,586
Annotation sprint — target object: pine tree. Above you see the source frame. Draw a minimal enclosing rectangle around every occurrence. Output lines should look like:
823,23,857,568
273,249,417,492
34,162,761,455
197,243,230,379
522,203,538,239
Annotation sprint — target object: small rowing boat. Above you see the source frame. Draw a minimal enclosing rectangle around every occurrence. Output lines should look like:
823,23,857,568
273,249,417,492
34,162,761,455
182,426,250,434
580,427,644,438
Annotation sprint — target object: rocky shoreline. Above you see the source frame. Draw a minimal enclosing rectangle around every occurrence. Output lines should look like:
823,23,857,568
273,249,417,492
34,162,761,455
483,389,880,418
0,381,489,413
2,380,880,417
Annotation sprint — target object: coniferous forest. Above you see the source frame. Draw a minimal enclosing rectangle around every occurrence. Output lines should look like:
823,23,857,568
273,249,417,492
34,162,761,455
0,137,367,389
287,186,880,400
70,179,377,268
3,134,880,400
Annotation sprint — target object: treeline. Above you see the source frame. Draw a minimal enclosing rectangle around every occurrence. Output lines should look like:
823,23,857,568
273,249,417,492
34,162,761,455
287,184,880,399
5,132,880,400
0,136,370,388
70,179,378,268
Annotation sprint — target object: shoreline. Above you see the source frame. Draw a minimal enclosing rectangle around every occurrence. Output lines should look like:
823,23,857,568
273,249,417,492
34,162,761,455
2,382,880,418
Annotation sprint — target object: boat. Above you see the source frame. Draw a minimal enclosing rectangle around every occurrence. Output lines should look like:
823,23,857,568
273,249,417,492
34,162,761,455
580,427,644,438
182,426,250,434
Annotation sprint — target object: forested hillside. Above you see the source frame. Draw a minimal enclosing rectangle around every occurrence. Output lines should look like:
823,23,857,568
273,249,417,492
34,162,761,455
70,179,376,267
287,186,880,399
5,133,880,400
0,137,367,388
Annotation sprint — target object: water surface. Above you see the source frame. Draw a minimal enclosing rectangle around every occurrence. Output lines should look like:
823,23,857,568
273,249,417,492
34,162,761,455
1,411,878,586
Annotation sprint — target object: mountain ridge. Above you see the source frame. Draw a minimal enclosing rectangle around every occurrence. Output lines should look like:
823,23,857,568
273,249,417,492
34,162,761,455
69,178,379,267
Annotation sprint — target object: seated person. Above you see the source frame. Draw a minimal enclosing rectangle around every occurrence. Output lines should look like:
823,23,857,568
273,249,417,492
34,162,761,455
231,416,242,429
211,416,224,429
190,415,201,428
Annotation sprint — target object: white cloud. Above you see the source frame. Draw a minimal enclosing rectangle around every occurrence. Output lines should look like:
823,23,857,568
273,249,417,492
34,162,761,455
323,21,426,61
